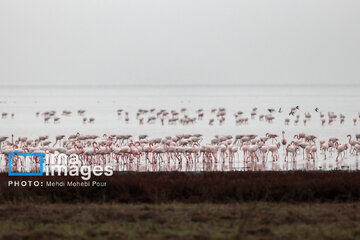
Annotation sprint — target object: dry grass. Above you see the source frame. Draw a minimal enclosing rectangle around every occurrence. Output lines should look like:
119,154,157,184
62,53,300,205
1,171,360,203
0,202,360,240
2,172,360,239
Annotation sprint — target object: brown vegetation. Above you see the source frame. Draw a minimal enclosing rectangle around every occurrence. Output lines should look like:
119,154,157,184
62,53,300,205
0,202,360,240
1,171,360,203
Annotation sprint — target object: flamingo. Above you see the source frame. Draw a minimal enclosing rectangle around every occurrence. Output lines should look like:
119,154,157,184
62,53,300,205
53,135,65,147
347,135,359,153
247,144,259,162
266,133,278,143
335,143,348,162
260,145,268,162
268,142,280,161
284,144,298,162
310,145,318,161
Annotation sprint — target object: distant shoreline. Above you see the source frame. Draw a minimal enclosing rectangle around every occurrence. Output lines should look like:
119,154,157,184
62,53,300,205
1,84,360,89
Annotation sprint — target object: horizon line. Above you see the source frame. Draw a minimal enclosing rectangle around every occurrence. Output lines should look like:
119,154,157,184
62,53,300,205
0,83,360,88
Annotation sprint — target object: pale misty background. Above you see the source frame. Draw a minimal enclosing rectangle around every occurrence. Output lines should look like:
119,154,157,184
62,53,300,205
0,0,359,86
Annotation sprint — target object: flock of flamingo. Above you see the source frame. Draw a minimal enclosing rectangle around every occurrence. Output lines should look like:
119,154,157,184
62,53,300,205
1,106,359,126
1,130,360,172
1,106,359,172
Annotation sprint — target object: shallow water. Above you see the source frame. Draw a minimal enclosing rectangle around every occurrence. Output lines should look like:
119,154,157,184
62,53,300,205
0,85,359,171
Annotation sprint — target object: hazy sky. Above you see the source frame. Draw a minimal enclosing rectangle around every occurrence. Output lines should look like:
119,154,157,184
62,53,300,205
0,0,359,86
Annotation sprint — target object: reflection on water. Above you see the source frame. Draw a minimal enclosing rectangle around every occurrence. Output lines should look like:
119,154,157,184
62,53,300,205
2,150,359,173
0,85,359,172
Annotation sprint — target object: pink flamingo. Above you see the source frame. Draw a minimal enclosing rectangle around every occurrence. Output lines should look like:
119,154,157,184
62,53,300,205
335,142,348,162
284,144,298,162
347,134,359,154
268,142,280,161
53,135,65,147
